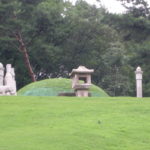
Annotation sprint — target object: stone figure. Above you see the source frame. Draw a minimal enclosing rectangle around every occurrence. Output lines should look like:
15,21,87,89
0,63,4,86
4,64,13,86
0,63,17,96
0,86,13,95
11,68,17,95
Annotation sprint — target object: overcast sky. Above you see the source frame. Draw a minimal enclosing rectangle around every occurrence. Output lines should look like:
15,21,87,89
69,0,150,14
69,0,126,13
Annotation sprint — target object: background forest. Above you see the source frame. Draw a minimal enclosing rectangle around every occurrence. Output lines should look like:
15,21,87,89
0,0,150,96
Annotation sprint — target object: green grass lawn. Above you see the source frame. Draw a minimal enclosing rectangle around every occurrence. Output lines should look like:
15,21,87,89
0,96,150,150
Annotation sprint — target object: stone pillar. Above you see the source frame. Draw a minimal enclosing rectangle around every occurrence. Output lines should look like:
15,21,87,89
135,66,143,98
0,63,4,86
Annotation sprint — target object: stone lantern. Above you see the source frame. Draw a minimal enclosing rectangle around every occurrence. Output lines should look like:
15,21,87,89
70,66,94,97
135,66,143,98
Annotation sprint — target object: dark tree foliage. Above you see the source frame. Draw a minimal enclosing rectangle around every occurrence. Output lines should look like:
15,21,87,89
0,0,149,96
0,0,40,87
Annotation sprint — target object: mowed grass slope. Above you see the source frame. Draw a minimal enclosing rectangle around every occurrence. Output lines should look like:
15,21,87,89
0,97,150,150
18,78,109,97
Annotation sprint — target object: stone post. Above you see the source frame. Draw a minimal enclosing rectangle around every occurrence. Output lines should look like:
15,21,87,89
135,66,143,98
0,63,4,86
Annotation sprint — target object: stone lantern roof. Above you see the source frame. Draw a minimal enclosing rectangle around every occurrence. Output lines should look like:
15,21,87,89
70,66,94,77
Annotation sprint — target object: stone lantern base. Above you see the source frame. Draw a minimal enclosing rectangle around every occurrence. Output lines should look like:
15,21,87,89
74,84,91,97
75,89,89,97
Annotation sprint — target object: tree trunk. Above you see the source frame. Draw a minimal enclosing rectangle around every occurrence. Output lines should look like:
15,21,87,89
14,32,36,82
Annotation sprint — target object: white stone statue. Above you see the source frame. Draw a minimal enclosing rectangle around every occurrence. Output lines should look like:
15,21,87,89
0,86,13,95
135,66,143,98
11,68,17,95
0,63,4,86
0,63,17,96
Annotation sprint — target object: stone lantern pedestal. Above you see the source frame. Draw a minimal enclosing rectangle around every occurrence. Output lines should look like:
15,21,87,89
74,84,91,97
70,66,94,97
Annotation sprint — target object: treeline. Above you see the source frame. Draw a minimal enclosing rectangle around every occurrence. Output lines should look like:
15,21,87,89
0,0,149,96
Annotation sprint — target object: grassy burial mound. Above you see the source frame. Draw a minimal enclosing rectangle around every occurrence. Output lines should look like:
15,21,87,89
18,78,109,97
0,97,150,150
